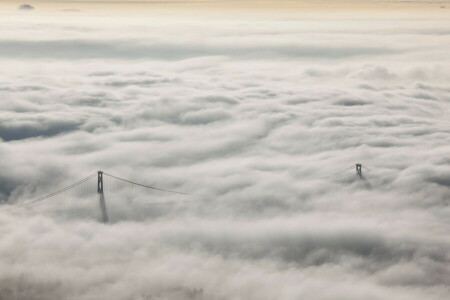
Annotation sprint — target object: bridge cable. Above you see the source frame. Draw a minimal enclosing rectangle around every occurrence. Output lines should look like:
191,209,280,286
326,165,355,178
103,172,199,196
20,164,368,207
25,172,98,205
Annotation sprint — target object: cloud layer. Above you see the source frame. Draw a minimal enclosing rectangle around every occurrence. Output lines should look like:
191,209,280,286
0,10,449,300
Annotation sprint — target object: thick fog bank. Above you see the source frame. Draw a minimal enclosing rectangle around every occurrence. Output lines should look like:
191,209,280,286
0,11,449,300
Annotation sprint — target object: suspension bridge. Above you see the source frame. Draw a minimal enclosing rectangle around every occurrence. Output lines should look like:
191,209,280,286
11,163,369,223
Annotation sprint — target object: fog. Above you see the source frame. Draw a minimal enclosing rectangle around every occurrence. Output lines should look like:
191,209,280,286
0,8,449,300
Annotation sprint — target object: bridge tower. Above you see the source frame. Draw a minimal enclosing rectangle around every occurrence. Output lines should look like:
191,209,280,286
97,171,109,223
356,163,362,178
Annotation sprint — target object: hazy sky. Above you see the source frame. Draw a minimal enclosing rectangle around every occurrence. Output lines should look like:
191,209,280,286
2,0,450,11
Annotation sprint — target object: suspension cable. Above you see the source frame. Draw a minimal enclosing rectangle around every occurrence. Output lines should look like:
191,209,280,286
25,172,98,205
103,172,198,196
20,164,370,208
326,165,355,177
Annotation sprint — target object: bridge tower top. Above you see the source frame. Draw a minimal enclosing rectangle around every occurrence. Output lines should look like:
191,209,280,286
97,170,103,194
356,163,362,178
97,170,108,223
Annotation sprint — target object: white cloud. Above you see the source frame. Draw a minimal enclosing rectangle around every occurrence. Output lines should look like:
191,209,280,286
0,10,449,300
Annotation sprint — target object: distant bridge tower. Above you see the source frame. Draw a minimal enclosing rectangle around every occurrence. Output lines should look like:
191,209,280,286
97,171,109,223
355,163,362,178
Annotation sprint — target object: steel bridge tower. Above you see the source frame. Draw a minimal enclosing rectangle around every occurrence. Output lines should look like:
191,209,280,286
356,163,362,178
97,171,109,223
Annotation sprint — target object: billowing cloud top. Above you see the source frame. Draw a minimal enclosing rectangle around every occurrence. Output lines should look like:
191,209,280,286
0,8,449,300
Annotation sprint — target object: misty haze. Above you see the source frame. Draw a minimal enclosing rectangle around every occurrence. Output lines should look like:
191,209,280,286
0,1,449,300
